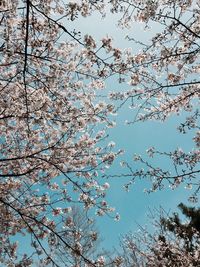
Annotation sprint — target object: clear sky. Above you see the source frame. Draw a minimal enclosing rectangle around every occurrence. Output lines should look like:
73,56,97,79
68,9,197,251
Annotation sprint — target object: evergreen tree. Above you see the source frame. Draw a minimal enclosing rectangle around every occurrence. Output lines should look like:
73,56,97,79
160,203,200,252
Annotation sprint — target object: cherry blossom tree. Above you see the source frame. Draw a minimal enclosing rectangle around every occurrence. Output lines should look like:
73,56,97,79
107,0,200,200
0,1,124,265
1,0,200,265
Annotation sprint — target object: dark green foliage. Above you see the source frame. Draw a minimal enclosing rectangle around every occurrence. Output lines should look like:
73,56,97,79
160,203,200,252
